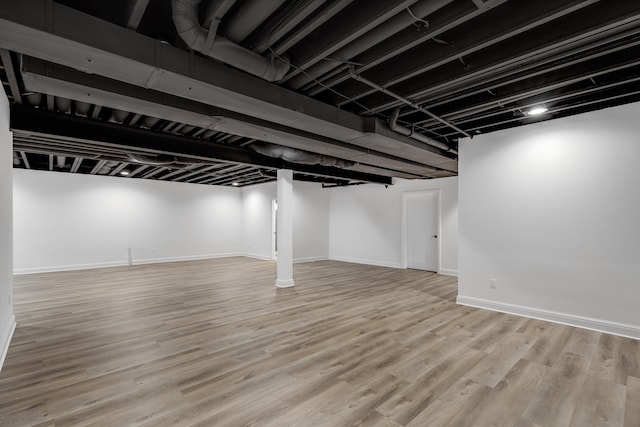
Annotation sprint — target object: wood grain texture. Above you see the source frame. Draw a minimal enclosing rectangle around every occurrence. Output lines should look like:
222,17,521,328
0,257,637,426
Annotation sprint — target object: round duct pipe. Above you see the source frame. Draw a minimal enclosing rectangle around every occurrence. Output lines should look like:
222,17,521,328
25,92,43,107
109,109,129,123
55,97,72,113
128,153,179,166
75,101,91,117
142,116,160,129
56,155,66,168
248,142,357,168
171,0,290,81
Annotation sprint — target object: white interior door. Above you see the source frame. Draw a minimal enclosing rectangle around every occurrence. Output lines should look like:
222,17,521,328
406,192,439,271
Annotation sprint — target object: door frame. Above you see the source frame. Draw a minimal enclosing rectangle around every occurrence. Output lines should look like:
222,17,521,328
271,199,277,260
401,190,441,272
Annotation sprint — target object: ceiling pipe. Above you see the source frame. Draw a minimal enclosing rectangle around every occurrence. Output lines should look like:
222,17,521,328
109,109,129,123
25,92,42,106
249,141,357,168
75,101,91,116
349,69,472,139
55,96,72,113
56,155,66,168
171,0,289,81
389,108,457,155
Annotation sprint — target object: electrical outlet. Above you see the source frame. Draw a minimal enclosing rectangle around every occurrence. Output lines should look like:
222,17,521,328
489,279,497,289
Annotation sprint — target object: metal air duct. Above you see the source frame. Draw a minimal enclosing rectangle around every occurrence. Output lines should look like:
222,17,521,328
171,0,289,82
249,142,357,168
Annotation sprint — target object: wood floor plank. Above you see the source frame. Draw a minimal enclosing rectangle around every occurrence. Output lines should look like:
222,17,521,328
569,375,626,427
625,376,640,427
0,257,636,426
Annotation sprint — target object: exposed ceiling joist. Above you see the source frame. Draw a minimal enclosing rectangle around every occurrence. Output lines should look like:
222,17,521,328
10,106,393,185
125,0,151,30
0,48,21,103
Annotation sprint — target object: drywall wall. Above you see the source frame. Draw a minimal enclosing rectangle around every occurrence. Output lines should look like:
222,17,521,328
293,181,329,262
0,85,15,372
13,169,244,273
242,181,276,260
329,177,458,274
242,180,330,262
458,102,640,338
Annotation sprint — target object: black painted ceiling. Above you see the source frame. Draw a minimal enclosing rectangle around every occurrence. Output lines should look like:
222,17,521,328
2,0,640,187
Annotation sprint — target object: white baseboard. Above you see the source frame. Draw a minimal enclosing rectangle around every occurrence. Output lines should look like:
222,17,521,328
14,253,248,274
438,268,458,276
294,256,328,264
133,252,244,265
243,253,274,261
456,295,640,340
328,256,403,269
14,260,129,275
0,315,16,374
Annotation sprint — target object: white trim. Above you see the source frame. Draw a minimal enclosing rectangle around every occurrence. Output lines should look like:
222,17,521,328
293,256,328,264
438,268,458,276
401,190,441,271
243,252,274,261
133,252,244,265
329,256,403,269
275,278,295,288
14,260,129,275
13,252,248,274
456,295,640,340
0,315,16,374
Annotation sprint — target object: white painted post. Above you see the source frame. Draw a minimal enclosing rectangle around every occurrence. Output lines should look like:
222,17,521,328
275,169,294,288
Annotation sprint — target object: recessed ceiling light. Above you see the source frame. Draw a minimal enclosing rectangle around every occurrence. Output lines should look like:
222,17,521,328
231,182,239,186
527,106,548,116
120,170,130,176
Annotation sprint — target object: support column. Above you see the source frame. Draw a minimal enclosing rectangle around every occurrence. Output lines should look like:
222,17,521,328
275,169,294,288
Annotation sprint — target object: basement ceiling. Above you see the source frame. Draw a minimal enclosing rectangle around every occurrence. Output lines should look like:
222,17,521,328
1,0,640,187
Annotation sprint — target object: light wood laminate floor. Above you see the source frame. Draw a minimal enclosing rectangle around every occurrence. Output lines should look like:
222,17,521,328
1,258,638,426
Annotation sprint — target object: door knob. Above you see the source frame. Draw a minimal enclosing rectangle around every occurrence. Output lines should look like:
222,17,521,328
433,235,438,238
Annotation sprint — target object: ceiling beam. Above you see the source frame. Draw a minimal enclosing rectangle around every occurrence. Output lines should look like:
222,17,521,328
70,157,82,173
19,56,453,175
335,0,599,108
349,1,640,115
0,0,455,174
272,0,353,55
19,151,30,168
10,106,392,185
124,0,150,30
305,0,503,96
0,48,21,103
398,26,640,120
244,0,326,54
280,0,421,83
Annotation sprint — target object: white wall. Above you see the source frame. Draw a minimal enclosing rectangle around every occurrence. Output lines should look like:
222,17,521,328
242,181,276,260
293,181,329,262
458,102,640,338
13,169,244,273
329,177,458,274
0,85,15,372
242,180,330,262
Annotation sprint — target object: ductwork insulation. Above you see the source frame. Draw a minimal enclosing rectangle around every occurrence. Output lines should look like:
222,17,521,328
249,142,357,168
172,0,290,81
